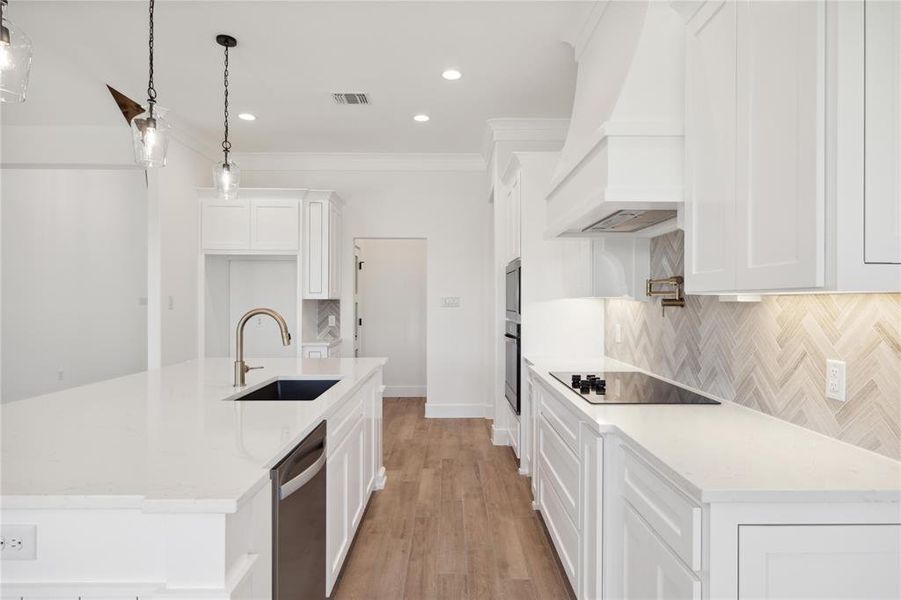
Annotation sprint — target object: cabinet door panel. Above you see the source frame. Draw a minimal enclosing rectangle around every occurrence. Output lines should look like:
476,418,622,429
739,524,901,599
735,0,825,290
326,444,349,594
305,200,326,297
251,199,298,251
685,0,737,292
864,0,901,264
622,503,701,600
201,200,250,250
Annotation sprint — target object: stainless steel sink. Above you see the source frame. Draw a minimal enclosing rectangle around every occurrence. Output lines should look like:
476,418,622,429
234,379,340,401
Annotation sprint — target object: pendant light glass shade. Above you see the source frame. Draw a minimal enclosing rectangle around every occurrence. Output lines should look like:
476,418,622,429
213,160,240,201
0,6,33,103
131,105,170,168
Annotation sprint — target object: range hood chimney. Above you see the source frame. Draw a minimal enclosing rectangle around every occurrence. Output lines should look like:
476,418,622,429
546,1,685,238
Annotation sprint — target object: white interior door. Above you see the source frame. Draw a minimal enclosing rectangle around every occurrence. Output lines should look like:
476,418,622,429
353,244,362,357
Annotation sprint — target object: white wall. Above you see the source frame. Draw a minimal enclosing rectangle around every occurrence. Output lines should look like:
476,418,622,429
154,140,210,367
358,238,427,397
240,166,493,417
1,169,148,401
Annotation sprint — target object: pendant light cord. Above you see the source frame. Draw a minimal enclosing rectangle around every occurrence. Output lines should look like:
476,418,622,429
147,0,157,116
221,44,231,164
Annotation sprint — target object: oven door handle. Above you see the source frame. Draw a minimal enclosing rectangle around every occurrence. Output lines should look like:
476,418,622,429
279,451,326,500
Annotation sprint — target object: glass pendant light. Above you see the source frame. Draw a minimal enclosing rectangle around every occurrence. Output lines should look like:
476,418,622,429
131,0,170,168
213,34,240,200
0,0,34,103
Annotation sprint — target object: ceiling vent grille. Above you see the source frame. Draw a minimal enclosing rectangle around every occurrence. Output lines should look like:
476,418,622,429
332,93,369,105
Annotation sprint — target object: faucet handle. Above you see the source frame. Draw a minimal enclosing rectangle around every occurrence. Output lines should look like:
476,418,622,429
246,365,264,372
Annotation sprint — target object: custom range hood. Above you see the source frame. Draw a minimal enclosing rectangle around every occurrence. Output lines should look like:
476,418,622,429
546,1,685,238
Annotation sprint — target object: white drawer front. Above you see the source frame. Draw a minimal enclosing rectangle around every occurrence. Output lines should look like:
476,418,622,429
539,465,579,590
538,414,580,526
624,502,701,600
537,380,580,453
623,449,701,571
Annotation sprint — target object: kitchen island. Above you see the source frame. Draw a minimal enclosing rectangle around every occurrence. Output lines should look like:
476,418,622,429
1,357,386,599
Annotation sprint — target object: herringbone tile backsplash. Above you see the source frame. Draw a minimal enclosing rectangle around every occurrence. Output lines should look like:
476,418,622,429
605,230,901,459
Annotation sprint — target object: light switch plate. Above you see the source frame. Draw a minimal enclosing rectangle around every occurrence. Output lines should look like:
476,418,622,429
1,524,37,560
826,359,847,402
328,315,337,327
441,297,461,308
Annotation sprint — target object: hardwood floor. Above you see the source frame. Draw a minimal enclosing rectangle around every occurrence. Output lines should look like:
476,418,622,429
332,398,574,600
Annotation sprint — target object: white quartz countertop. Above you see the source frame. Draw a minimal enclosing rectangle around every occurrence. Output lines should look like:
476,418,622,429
526,355,901,503
1,357,385,513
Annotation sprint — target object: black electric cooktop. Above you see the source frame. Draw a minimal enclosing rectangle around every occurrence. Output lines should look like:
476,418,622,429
549,371,720,405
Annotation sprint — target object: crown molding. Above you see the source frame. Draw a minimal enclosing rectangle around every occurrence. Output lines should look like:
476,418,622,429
564,0,611,60
230,152,486,173
481,118,570,163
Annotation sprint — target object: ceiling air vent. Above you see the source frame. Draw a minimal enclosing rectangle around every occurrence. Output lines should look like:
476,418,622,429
332,93,369,105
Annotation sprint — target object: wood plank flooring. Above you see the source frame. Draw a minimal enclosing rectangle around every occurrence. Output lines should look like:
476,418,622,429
332,398,574,600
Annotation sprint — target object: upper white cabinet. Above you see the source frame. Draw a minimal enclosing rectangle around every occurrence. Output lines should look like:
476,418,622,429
504,171,522,263
303,191,343,300
863,0,901,265
200,189,302,253
684,0,901,293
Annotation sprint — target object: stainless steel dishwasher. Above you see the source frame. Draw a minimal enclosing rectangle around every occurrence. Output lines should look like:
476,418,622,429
271,420,327,600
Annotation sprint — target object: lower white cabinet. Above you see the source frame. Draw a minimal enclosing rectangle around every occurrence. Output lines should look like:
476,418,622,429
325,372,383,595
738,524,901,599
622,503,701,600
529,366,901,600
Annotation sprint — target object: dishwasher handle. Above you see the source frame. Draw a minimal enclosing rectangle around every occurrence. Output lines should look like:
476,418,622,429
279,450,326,500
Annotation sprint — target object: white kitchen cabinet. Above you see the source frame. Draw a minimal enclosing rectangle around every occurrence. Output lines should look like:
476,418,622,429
684,0,737,291
505,171,522,263
201,198,251,251
250,198,299,251
200,190,302,253
304,192,343,300
325,372,383,596
683,0,901,293
738,524,901,599
532,376,604,599
622,503,701,600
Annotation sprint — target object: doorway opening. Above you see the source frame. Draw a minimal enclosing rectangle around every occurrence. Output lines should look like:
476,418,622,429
354,238,427,399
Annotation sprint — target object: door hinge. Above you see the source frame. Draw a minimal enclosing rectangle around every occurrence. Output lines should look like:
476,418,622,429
358,261,364,270
358,318,363,326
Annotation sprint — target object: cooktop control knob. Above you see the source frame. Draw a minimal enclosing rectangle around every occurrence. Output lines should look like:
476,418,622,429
579,381,591,393
571,374,582,388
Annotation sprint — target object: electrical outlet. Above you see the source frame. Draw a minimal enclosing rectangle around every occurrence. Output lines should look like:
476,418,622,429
328,315,337,327
0,524,37,560
614,323,622,344
826,359,847,402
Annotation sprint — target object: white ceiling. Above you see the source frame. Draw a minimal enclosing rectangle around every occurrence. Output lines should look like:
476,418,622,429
3,1,586,153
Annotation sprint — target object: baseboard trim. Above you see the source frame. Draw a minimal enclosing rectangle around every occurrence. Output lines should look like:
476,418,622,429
384,385,427,397
425,403,489,419
491,423,511,446
374,467,387,491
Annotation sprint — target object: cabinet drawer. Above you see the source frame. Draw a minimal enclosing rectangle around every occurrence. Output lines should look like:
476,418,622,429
538,414,579,526
622,449,701,571
539,464,579,590
328,386,366,451
537,380,580,453
623,502,701,600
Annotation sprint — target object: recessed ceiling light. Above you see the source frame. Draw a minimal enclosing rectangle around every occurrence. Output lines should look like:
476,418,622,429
442,69,462,81
238,113,256,121
413,114,430,123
